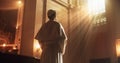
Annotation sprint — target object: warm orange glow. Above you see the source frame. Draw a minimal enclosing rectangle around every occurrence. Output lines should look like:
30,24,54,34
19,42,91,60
17,0,23,7
2,43,6,47
18,1,22,4
34,39,41,49
33,39,42,58
13,46,17,50
16,24,19,29
116,39,120,56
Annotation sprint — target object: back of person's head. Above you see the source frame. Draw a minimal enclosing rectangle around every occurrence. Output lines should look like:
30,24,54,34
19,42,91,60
47,9,56,20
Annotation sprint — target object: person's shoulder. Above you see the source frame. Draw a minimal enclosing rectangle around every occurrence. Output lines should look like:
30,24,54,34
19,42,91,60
54,21,60,24
47,20,60,25
42,22,47,26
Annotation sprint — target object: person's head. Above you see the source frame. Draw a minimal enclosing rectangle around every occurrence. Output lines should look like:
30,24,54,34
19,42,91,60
47,9,56,20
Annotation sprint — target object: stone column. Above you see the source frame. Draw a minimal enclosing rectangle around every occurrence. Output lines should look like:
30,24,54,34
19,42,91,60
20,0,36,57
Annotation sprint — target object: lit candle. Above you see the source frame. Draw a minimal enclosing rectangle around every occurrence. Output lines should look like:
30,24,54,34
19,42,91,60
2,43,6,53
2,43,6,47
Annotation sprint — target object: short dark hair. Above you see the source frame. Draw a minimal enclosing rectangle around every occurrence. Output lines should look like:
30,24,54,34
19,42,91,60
47,9,56,20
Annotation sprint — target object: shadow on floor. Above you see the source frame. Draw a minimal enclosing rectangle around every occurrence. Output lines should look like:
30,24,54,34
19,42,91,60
0,52,40,63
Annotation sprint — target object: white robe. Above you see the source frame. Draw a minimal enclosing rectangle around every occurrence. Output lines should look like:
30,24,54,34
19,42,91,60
35,21,67,63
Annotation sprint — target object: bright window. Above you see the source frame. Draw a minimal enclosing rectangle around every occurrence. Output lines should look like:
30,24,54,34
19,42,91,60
87,0,106,25
87,0,105,15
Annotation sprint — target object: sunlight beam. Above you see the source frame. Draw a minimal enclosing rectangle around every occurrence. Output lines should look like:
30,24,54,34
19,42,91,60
87,0,105,15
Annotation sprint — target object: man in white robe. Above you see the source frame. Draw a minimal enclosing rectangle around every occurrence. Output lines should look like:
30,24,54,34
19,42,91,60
35,9,67,63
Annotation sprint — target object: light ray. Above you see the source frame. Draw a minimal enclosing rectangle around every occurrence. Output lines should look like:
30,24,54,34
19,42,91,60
87,0,105,15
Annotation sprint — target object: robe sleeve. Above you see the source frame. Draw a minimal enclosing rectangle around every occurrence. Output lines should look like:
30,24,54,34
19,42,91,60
58,23,67,54
35,24,46,42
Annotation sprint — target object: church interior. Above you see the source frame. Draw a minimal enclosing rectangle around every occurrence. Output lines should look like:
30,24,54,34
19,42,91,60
0,0,120,63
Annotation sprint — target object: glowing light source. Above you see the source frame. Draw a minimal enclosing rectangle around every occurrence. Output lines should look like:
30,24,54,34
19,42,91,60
87,0,105,15
33,39,42,58
17,0,23,7
34,39,41,49
2,43,6,47
116,39,120,56
18,0,22,4
13,46,17,50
